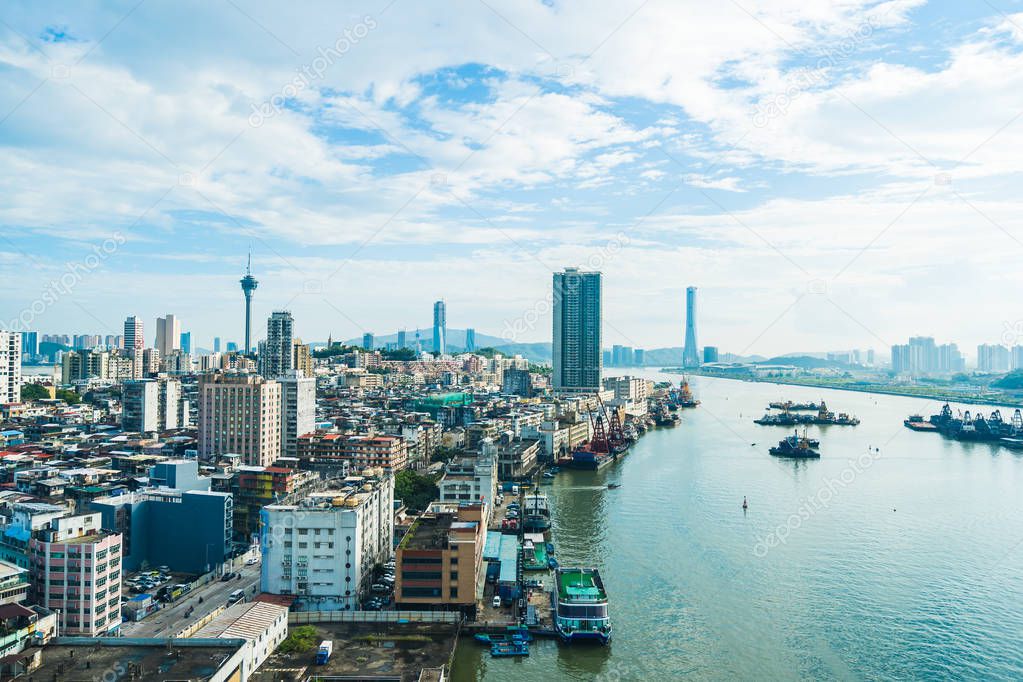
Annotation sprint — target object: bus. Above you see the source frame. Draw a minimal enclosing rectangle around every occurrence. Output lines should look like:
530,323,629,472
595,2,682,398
227,589,244,605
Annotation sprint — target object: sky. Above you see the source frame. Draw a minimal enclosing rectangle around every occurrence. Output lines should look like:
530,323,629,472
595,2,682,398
1,0,1023,358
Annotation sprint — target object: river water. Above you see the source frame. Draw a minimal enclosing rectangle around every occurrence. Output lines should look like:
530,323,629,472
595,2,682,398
451,372,1023,681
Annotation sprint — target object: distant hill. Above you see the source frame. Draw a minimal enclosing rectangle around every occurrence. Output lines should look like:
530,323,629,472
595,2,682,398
490,342,553,363
343,328,511,352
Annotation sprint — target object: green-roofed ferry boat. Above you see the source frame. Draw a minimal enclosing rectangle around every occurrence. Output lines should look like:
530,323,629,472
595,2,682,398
553,567,612,645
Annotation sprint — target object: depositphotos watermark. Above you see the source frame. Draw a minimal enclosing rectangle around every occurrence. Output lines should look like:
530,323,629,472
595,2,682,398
753,447,882,557
751,13,885,128
1,232,126,334
249,16,378,128
501,232,630,343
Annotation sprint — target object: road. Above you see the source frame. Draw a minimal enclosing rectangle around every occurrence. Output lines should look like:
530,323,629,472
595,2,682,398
120,562,261,637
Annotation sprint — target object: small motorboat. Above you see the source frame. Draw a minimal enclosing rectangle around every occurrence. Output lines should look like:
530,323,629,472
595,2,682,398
742,496,748,510
607,482,621,489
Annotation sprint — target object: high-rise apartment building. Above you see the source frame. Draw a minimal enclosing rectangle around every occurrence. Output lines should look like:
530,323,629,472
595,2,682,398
552,268,602,392
28,513,122,636
122,378,182,433
978,344,1011,372
61,349,110,384
156,315,181,356
292,338,313,377
0,332,22,405
892,337,964,374
279,371,315,459
433,300,446,355
682,286,701,368
198,373,282,466
124,315,144,379
259,311,294,379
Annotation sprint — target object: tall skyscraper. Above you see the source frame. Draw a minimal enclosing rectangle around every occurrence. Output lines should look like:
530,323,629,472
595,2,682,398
20,331,38,358
703,346,719,364
213,336,222,353
124,316,144,354
155,315,181,356
465,328,476,352
0,332,21,404
363,332,374,350
259,311,294,379
240,253,259,354
552,268,602,392
682,286,701,368
433,300,446,354
198,373,282,467
180,332,191,355
397,329,407,349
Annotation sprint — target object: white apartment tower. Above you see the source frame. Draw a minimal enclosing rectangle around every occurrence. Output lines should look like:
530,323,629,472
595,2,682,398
279,370,316,459
0,332,21,404
260,473,394,610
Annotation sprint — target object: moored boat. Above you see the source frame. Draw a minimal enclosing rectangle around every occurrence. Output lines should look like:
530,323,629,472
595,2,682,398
522,493,551,532
554,567,612,645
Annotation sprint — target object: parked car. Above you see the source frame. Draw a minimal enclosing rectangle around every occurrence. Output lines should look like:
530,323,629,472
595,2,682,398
493,595,502,608
371,583,389,593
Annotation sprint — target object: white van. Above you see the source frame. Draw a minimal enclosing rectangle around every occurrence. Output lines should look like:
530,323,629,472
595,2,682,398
492,595,502,608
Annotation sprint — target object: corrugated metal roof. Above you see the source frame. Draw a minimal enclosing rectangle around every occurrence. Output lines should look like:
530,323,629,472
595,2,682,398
191,601,286,641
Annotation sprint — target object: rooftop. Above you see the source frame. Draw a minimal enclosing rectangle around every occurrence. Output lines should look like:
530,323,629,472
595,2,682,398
557,568,607,602
13,639,244,682
191,601,287,641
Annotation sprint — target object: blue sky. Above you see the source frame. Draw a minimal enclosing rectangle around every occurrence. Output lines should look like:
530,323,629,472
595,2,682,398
2,0,1023,358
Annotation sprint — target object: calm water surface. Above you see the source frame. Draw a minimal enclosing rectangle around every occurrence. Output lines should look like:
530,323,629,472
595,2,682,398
452,373,1023,681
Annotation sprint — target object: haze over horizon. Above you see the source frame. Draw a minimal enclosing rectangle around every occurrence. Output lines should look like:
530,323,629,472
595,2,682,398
2,1,1022,356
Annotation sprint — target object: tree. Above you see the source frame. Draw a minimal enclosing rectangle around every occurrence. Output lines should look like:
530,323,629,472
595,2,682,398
992,371,1023,390
55,389,82,405
394,470,440,512
20,384,49,401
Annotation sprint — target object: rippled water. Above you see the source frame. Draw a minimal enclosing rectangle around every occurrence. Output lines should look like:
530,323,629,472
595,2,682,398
452,373,1023,681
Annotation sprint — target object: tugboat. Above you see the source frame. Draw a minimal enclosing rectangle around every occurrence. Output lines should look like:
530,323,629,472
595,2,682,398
676,378,701,408
769,430,821,458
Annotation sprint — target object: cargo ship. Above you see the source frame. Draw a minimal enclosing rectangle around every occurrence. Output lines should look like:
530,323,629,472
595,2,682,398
768,400,820,411
754,401,859,426
570,445,615,471
553,567,612,645
904,415,938,432
522,493,551,532
769,430,820,458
